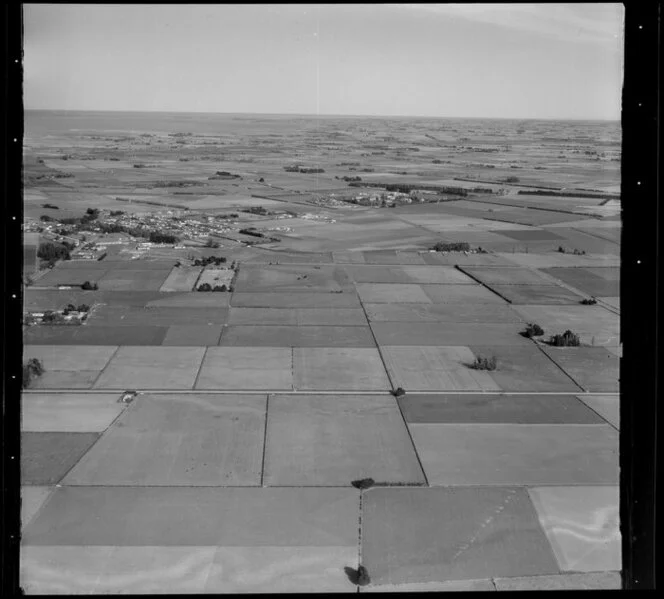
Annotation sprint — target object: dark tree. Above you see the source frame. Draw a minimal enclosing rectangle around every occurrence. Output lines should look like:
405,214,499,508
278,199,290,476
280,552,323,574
62,303,77,315
148,232,179,244
37,241,70,263
42,310,57,323
22,358,45,388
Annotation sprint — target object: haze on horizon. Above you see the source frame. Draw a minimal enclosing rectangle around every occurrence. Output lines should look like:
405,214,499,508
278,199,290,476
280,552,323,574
24,3,624,121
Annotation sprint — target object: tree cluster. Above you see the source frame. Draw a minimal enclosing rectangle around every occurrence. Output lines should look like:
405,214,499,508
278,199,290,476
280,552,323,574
41,309,83,324
23,358,45,388
149,231,179,244
197,283,230,292
283,166,325,174
522,323,545,338
63,303,90,315
37,241,71,264
192,256,226,267
209,171,241,179
349,181,470,196
469,355,497,371
580,297,597,305
150,180,199,188
241,206,270,215
52,207,100,228
239,228,265,238
81,208,100,224
519,189,614,200
431,241,471,252
547,330,581,347
93,222,180,244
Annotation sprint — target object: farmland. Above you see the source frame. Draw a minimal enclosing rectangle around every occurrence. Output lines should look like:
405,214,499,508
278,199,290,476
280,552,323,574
22,111,620,592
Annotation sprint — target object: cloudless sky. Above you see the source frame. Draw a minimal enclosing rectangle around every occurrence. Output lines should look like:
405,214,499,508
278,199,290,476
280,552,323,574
23,4,624,119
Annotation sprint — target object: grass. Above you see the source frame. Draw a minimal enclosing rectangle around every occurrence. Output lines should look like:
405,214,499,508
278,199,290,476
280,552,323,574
547,330,581,347
469,355,497,371
521,323,544,338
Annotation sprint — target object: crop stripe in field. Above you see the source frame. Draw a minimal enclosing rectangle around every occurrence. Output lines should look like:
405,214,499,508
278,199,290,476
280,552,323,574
597,299,620,316
356,294,395,391
572,227,621,246
357,489,363,588
260,394,270,487
89,345,122,388
533,343,586,392
190,267,205,291
191,347,209,390
56,399,133,483
452,265,515,304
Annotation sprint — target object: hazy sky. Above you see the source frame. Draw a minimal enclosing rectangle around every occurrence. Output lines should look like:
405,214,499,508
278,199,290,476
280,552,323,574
24,4,624,119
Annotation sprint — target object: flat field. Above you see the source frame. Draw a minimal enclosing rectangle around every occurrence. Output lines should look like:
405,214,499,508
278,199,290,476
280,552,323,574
22,112,621,593
159,266,201,292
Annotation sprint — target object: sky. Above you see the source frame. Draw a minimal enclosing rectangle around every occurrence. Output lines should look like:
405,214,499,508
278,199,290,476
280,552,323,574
23,3,625,120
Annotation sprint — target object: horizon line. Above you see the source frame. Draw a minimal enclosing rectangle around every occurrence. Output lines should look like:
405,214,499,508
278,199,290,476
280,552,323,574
24,108,620,123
